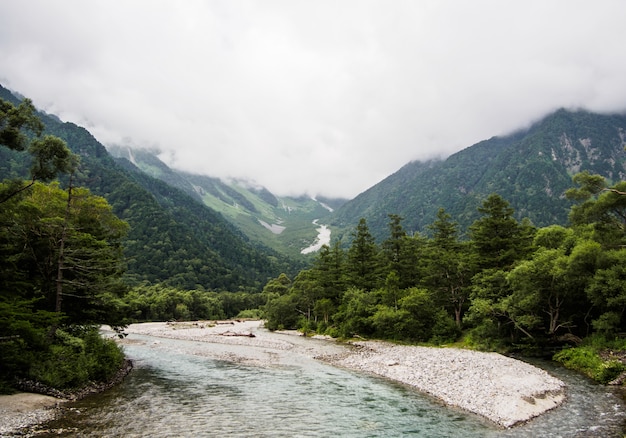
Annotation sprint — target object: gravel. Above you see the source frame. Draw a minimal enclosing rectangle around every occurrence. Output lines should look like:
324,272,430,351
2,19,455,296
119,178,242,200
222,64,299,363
0,393,65,437
0,320,566,434
125,321,566,428
320,340,565,428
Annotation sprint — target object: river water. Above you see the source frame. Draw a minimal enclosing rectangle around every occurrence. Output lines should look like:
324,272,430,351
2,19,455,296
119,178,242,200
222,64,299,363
39,334,625,437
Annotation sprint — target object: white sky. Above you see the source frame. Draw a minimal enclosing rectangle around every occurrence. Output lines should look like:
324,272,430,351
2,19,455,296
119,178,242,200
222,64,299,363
1,1,626,198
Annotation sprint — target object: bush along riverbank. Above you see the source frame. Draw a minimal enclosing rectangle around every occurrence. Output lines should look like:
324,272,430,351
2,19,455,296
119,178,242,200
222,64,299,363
0,326,133,436
552,335,626,385
1,325,127,395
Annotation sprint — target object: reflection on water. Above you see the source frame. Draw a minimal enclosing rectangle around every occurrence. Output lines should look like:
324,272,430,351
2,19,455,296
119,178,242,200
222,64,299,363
39,336,625,437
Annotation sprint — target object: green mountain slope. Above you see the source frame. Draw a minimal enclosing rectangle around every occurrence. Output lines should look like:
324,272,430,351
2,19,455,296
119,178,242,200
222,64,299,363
331,109,626,241
0,84,298,290
108,145,347,257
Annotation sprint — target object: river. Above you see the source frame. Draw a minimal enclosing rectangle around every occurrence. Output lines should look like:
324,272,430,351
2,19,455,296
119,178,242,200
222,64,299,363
301,220,331,254
37,332,625,437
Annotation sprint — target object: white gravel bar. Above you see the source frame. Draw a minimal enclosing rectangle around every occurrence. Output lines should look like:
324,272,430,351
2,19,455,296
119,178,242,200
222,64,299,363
122,320,565,428
0,393,65,436
0,320,565,434
323,340,565,428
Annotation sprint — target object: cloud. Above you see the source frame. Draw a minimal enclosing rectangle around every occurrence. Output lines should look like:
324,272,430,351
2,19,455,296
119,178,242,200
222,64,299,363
1,0,626,198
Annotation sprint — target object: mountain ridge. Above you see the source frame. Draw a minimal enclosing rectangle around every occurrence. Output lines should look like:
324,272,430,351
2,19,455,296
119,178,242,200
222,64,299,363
330,108,626,241
4,81,626,266
107,144,347,257
0,84,299,290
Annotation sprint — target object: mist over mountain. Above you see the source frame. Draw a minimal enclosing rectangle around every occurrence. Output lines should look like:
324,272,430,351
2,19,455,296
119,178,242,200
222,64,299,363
107,144,348,258
3,82,626,288
0,84,299,290
330,109,626,241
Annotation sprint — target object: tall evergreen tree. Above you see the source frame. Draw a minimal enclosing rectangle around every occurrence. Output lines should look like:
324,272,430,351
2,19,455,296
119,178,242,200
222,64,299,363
0,97,75,203
566,171,626,247
313,241,346,303
346,218,381,291
423,208,473,328
469,194,533,270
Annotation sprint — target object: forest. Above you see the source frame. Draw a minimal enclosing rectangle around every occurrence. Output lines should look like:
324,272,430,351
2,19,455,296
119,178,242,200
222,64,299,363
260,176,626,383
2,94,626,394
0,98,127,392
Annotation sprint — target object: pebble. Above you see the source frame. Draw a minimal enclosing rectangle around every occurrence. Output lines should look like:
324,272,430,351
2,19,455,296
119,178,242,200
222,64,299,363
322,340,566,428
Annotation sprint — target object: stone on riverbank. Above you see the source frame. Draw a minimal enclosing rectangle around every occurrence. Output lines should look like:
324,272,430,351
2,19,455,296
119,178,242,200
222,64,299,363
321,341,565,428
0,393,64,436
121,321,566,428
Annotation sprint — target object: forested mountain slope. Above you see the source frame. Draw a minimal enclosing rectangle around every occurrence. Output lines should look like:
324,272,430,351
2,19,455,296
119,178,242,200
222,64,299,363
331,109,626,240
108,144,346,257
0,84,297,290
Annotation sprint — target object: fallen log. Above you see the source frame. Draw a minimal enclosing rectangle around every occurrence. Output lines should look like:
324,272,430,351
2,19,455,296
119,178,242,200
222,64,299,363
220,331,255,338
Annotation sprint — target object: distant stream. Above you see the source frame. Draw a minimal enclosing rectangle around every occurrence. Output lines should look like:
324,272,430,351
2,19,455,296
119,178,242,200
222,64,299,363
301,220,331,254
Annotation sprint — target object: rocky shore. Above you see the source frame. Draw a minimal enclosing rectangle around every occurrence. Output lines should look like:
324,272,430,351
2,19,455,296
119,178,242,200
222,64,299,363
0,359,133,436
122,320,565,427
320,341,565,428
0,393,65,436
0,320,566,434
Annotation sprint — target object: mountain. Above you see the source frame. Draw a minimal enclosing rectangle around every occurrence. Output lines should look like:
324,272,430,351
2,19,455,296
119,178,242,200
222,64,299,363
107,145,347,257
330,109,626,241
6,80,626,266
0,84,299,291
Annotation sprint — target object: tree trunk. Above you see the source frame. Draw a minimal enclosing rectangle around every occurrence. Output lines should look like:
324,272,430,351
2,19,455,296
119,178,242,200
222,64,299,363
50,174,74,338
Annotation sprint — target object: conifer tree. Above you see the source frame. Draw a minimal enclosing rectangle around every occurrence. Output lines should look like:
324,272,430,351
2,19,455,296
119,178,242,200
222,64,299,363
469,194,531,270
346,218,381,290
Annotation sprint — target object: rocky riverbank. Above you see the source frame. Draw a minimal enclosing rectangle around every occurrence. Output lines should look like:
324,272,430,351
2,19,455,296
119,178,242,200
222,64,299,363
0,320,567,434
319,341,565,428
121,320,565,427
0,359,133,436
0,393,65,436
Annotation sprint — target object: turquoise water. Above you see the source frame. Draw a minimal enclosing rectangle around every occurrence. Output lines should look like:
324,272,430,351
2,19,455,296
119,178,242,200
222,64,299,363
40,335,625,437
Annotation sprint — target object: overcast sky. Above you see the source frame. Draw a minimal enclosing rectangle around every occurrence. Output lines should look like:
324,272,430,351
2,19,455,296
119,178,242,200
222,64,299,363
1,1,626,198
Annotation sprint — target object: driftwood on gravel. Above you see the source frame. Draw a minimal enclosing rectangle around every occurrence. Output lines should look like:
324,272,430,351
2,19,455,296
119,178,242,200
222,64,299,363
219,331,255,338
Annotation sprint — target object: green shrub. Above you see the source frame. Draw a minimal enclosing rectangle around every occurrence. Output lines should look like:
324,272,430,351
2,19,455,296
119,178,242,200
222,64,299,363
55,329,86,353
430,309,461,344
236,309,263,319
584,333,626,351
595,360,625,383
465,320,506,350
30,344,90,389
29,326,125,389
553,346,626,384
324,326,340,338
82,327,125,382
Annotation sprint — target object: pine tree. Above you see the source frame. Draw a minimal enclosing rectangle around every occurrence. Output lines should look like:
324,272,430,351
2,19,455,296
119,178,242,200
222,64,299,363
469,194,532,270
346,218,381,291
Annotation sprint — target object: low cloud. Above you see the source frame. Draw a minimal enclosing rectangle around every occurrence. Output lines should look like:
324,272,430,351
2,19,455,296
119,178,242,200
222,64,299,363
1,1,625,198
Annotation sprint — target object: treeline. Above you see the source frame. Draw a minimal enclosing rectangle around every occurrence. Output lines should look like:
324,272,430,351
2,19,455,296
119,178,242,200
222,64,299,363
122,285,264,321
4,91,626,392
0,96,278,393
262,176,626,380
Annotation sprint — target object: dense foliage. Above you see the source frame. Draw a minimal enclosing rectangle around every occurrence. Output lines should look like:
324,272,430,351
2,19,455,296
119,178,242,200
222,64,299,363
122,284,265,322
264,184,626,381
0,97,127,392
